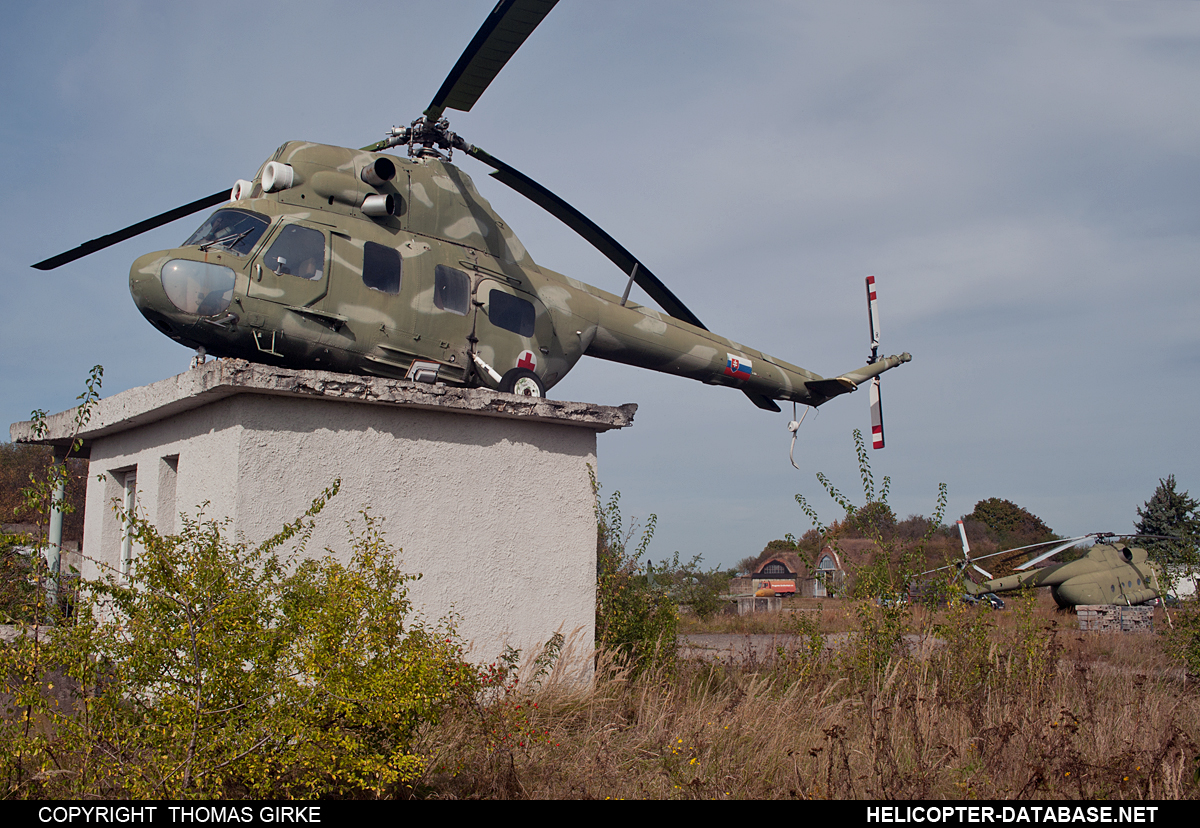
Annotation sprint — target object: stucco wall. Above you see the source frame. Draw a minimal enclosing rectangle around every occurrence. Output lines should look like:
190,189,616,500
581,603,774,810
81,393,601,662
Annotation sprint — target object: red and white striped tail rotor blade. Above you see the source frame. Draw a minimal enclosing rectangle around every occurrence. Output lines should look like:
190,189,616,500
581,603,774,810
869,375,884,449
865,275,880,353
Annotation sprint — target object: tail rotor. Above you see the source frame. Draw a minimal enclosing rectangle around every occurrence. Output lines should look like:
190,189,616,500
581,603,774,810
958,519,992,579
865,276,886,449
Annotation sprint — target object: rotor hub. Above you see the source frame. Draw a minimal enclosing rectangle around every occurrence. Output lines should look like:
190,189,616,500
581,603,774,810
381,116,469,160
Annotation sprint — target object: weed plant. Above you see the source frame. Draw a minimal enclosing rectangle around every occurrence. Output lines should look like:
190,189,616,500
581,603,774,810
421,434,1199,799
422,593,1198,799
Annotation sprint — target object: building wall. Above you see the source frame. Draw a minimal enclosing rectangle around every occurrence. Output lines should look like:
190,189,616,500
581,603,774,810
82,393,599,664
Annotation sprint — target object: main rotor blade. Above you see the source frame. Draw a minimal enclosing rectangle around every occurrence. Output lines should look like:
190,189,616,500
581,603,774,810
921,542,1027,573
1002,534,1092,559
466,144,778,412
32,189,230,271
425,0,560,122
466,145,708,330
1016,537,1090,571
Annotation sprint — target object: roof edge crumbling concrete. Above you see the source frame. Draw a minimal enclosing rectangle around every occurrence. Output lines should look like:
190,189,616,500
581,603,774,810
10,359,636,454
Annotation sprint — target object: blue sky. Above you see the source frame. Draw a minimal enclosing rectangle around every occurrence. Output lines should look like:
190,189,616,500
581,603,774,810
3,1,1198,569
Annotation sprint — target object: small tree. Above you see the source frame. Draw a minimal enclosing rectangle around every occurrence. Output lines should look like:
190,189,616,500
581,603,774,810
652,552,729,621
735,554,762,576
2,365,103,624
1135,475,1200,581
963,497,1056,550
0,445,88,541
591,471,677,674
1140,478,1200,681
793,431,947,683
796,430,947,602
0,536,38,623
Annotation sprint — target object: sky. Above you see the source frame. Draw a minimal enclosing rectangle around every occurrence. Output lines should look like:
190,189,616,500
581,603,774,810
2,1,1198,570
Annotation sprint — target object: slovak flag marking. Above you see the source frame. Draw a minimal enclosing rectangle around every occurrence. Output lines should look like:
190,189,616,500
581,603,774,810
724,353,752,381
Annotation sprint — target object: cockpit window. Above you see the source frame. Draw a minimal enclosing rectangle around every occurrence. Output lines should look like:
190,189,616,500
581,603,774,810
183,209,270,256
263,225,325,281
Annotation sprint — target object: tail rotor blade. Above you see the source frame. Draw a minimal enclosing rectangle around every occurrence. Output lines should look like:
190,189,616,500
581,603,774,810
865,275,885,448
955,521,991,579
866,275,880,355
869,375,884,449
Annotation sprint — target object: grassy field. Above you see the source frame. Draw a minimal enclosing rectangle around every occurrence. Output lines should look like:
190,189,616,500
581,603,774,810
420,592,1199,799
4,587,1195,799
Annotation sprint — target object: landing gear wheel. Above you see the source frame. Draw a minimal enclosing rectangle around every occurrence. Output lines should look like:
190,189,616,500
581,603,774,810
498,368,546,398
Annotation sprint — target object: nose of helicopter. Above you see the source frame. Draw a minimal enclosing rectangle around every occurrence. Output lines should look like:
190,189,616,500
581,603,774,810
129,249,178,333
129,249,237,343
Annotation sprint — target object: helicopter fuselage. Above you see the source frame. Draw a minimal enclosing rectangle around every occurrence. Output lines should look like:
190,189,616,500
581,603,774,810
130,141,903,404
967,543,1162,608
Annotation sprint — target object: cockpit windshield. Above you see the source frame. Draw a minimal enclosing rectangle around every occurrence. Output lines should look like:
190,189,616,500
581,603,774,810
183,209,270,256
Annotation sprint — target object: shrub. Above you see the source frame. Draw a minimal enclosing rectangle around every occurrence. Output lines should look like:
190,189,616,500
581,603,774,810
0,482,478,799
592,473,677,675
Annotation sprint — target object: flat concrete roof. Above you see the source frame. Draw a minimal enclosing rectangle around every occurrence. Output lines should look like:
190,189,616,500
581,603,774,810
10,359,636,455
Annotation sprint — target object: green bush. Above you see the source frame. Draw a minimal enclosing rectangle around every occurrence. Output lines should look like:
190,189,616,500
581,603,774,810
592,474,677,674
0,482,479,799
0,535,39,623
1164,604,1200,681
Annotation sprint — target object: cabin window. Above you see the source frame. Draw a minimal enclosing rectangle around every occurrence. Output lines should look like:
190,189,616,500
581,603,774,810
363,242,401,294
264,225,325,280
434,265,470,315
183,208,270,256
489,289,535,337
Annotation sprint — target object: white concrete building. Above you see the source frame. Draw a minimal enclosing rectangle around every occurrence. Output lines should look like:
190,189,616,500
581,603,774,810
11,360,635,666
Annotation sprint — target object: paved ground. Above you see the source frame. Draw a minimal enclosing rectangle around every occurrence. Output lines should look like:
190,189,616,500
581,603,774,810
679,632,1188,681
679,632,938,663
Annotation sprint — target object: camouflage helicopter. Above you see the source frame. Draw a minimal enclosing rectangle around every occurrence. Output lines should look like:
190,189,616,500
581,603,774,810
935,520,1164,608
33,0,910,427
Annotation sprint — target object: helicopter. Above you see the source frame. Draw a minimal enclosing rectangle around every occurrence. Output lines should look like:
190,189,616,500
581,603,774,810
933,520,1164,608
31,0,910,429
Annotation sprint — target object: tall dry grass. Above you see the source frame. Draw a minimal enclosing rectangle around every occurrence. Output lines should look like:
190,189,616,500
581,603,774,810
418,595,1199,799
